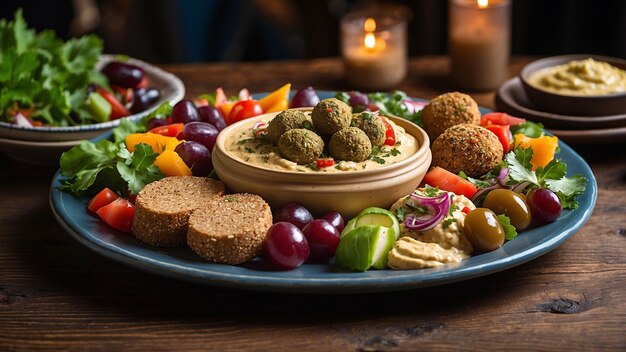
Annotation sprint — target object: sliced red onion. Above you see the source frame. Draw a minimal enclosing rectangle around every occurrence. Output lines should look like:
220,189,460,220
13,113,34,127
471,183,504,202
497,168,509,187
405,192,450,231
403,100,427,114
252,121,267,130
511,181,532,194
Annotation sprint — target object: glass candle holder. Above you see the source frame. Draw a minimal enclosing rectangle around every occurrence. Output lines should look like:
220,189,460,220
449,0,511,91
341,7,408,91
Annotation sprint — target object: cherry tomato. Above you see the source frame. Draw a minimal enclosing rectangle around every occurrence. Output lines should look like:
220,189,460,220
481,112,526,126
316,158,335,168
229,100,263,124
484,124,512,153
87,188,119,213
149,123,185,138
380,116,396,146
96,86,130,120
96,198,135,233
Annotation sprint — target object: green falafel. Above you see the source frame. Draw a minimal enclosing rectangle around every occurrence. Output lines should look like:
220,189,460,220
329,127,372,162
278,128,324,165
353,112,386,146
267,109,310,145
311,98,352,136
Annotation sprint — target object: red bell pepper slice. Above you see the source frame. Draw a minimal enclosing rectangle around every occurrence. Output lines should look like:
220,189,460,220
485,124,512,153
96,86,130,120
481,112,525,127
380,116,396,146
422,167,478,199
316,158,335,168
149,123,185,138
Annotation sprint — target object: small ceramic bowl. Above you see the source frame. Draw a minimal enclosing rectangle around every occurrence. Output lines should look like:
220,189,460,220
213,110,432,218
0,54,185,142
520,54,626,116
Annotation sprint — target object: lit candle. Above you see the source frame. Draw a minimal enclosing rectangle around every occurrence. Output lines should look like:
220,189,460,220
341,8,408,91
449,0,511,91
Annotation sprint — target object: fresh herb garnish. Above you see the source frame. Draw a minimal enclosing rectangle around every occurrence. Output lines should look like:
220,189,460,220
370,156,386,164
505,148,586,209
390,148,401,156
497,214,518,240
511,121,545,138
244,147,255,154
424,186,441,197
442,218,457,229
459,171,492,189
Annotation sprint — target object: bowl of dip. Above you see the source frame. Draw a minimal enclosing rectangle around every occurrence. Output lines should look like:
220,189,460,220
520,55,626,116
212,109,432,218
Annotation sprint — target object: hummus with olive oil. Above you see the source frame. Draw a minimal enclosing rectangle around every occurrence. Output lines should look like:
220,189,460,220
387,189,475,269
225,113,418,173
528,58,626,96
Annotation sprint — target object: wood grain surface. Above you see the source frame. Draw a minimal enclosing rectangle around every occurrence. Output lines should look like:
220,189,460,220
0,57,624,352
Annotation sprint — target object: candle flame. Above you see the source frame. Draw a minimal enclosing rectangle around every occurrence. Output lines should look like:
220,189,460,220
364,33,376,49
364,17,376,32
477,0,488,8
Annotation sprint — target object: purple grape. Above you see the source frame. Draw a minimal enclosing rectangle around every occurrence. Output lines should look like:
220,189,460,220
320,211,345,233
146,118,168,130
174,141,213,177
302,219,340,260
264,222,310,269
290,86,320,108
527,188,562,224
198,105,227,131
172,99,201,124
131,88,161,114
182,122,219,151
274,203,314,230
101,62,144,88
348,91,369,112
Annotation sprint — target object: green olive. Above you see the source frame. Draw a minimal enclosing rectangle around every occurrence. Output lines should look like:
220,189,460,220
482,189,531,231
463,208,505,252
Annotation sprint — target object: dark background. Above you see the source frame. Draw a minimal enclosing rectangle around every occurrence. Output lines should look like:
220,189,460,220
2,0,625,63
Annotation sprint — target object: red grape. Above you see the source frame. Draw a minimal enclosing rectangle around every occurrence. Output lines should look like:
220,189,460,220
198,105,226,131
526,188,562,224
172,99,201,124
182,122,219,151
320,211,345,233
264,222,310,269
302,219,340,260
290,86,320,108
274,203,314,230
101,62,144,88
131,88,160,113
174,141,212,177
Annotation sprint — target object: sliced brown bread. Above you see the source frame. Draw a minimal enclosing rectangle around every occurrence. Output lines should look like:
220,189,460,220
187,193,272,265
133,176,225,247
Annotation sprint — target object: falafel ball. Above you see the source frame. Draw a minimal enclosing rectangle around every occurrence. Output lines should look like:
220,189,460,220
278,128,324,165
267,109,310,145
431,123,503,177
329,127,372,162
353,112,386,147
422,92,481,140
311,98,351,136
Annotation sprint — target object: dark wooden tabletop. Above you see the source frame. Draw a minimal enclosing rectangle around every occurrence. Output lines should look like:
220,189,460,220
1,57,625,351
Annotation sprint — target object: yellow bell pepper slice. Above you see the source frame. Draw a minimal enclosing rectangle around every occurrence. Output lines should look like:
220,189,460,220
154,150,192,176
513,134,559,170
258,83,291,112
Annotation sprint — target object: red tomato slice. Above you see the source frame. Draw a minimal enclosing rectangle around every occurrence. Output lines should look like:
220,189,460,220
380,116,396,146
149,123,184,138
485,124,512,153
481,112,525,126
316,158,335,168
87,188,119,213
96,198,135,233
110,84,133,105
229,100,263,124
422,167,478,199
96,86,130,120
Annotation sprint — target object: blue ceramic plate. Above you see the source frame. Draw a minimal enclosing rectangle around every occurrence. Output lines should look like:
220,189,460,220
49,92,597,293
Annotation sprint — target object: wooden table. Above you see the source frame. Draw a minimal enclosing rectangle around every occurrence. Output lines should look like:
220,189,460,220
1,57,624,351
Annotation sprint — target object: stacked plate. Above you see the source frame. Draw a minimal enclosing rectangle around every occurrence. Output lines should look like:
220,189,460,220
495,55,626,145
0,55,185,165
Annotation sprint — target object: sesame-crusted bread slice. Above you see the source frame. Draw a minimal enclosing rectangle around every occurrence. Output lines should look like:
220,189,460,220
133,176,225,247
187,194,272,265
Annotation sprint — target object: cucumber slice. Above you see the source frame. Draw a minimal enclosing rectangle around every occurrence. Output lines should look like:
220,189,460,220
341,207,401,239
335,225,395,271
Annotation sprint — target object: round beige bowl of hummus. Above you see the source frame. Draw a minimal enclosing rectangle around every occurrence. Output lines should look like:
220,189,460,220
212,108,432,218
520,55,626,116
